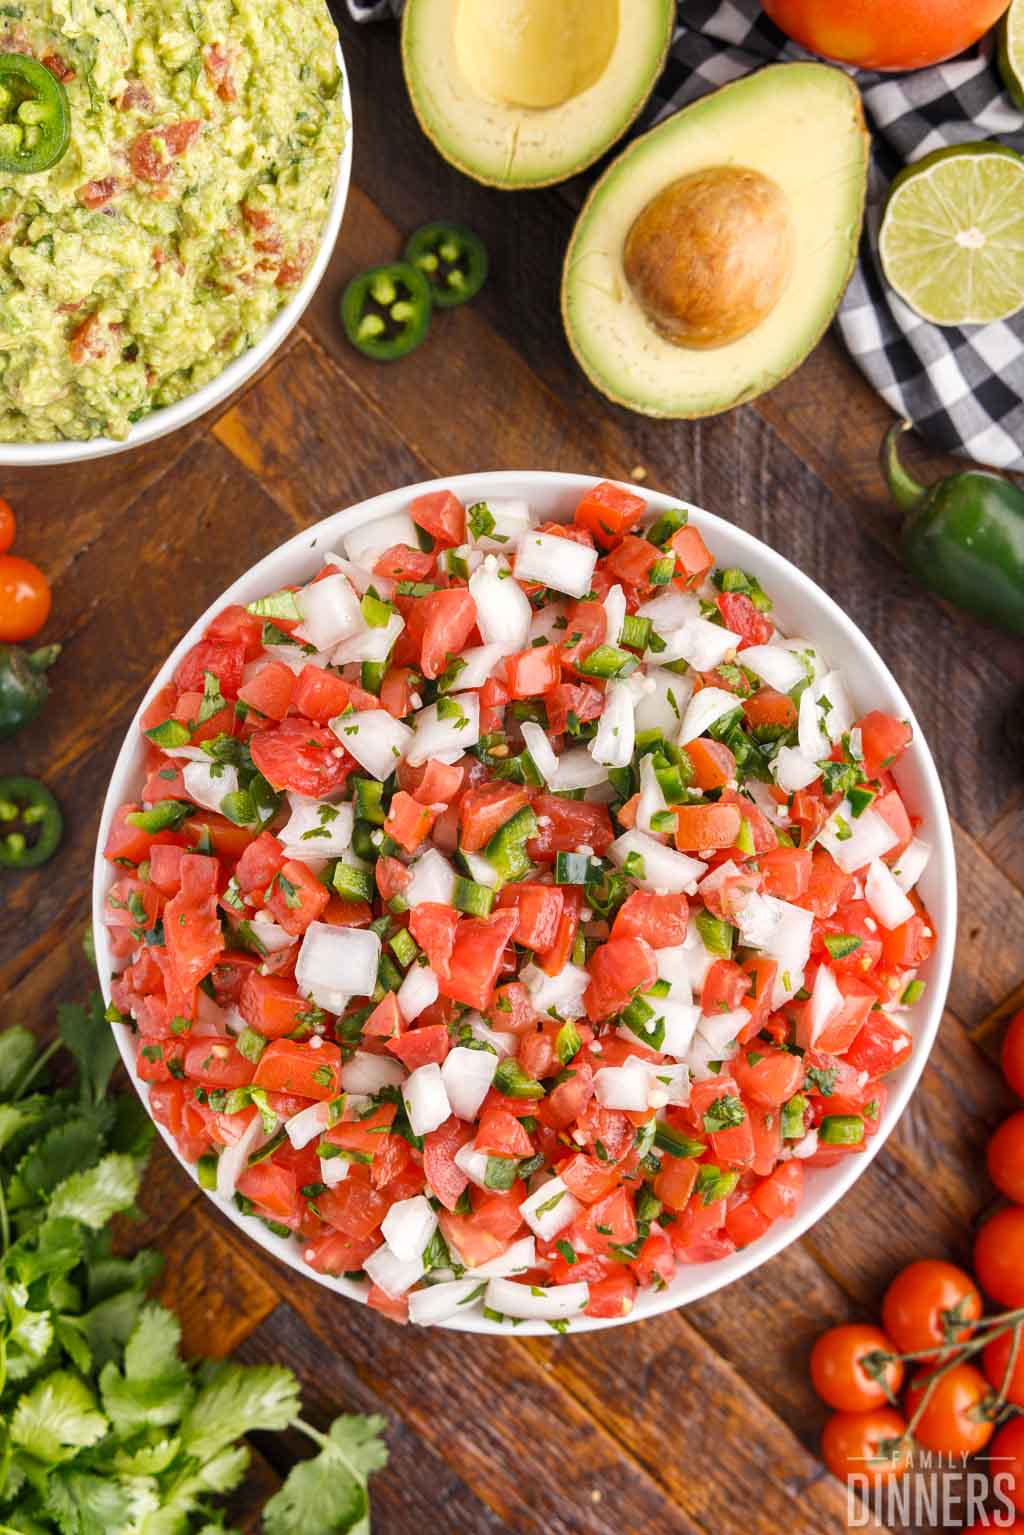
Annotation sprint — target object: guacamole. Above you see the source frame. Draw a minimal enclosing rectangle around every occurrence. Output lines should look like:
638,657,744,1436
0,0,346,442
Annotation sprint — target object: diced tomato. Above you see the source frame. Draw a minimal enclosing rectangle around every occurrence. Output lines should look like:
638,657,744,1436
105,803,177,866
205,603,264,660
423,1116,474,1210
235,831,286,896
485,981,535,1034
585,1269,638,1319
142,762,187,804
322,1102,396,1161
669,524,713,590
748,1102,783,1177
684,738,736,791
803,846,855,918
732,1046,803,1107
574,480,645,548
442,910,520,1011
701,959,752,1016
881,910,935,970
164,856,224,991
478,675,509,734
759,846,811,902
264,859,329,935
252,1039,342,1099
752,1159,804,1221
409,489,465,547
717,592,773,649
690,1076,754,1167
475,1106,533,1158
238,660,294,722
584,936,657,1023
364,992,403,1040
469,1183,526,1242
373,544,435,583
236,1160,300,1223
304,1228,380,1276
558,600,608,675
174,638,245,698
538,886,582,977
317,1178,389,1240
603,534,664,591
571,1187,637,1260
239,973,309,1039
459,781,529,853
408,903,460,979
105,874,161,931
790,787,829,844
436,1211,506,1269
674,803,741,852
250,718,352,797
379,666,413,719
844,1013,913,1079
610,890,689,949
375,855,411,903
719,788,776,855
875,788,914,859
131,119,201,181
505,643,560,699
857,711,912,780
148,843,184,896
725,1198,773,1249
496,883,564,953
653,1153,700,1212
527,794,614,860
384,791,435,853
743,687,797,732
401,757,465,806
386,1023,450,1070
291,664,351,724
544,681,604,736
184,1038,254,1088
555,1150,620,1204
417,589,477,679
365,1284,409,1324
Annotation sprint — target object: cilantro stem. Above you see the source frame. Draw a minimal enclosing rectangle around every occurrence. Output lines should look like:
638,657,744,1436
0,1174,8,1256
994,1321,1023,1417
12,1035,60,1100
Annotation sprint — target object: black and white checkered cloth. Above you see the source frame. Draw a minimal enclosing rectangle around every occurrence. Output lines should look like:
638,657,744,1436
345,0,1024,470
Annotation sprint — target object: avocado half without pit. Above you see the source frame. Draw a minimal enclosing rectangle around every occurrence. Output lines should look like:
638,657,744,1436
562,64,870,419
401,0,675,189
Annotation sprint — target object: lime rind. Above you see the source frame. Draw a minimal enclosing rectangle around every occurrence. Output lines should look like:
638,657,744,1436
999,0,1024,112
878,144,1024,327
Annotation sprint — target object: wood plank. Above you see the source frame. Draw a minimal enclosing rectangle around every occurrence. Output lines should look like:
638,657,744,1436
151,1201,279,1359
224,1447,282,1535
982,790,1024,895
114,1136,200,1257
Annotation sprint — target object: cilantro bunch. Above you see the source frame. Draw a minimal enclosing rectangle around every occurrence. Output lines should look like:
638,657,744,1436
0,998,387,1534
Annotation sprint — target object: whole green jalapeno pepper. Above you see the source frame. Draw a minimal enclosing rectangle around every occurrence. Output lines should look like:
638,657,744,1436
0,643,59,741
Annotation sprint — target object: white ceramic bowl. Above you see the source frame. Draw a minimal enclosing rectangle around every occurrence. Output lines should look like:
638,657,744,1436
0,47,352,469
92,471,957,1334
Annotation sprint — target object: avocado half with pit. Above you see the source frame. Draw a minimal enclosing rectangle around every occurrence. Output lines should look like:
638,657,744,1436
561,64,870,418
401,0,675,190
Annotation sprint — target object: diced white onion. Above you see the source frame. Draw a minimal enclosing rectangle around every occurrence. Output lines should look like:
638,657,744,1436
865,858,916,930
321,552,392,599
331,708,413,781
774,746,821,794
453,1142,492,1189
648,996,700,1058
468,497,533,550
403,1062,451,1137
594,1057,652,1112
637,589,699,633
262,642,333,676
465,1236,536,1278
278,796,354,860
363,1244,425,1299
321,1155,349,1188
343,511,420,568
341,1051,406,1094
295,573,364,651
687,1032,739,1081
405,848,457,908
697,1006,749,1055
513,531,597,599
649,1062,691,1107
551,748,609,792
441,1046,498,1121
465,1011,518,1058
407,692,480,767
332,610,404,667
397,963,440,1022
610,830,706,894
285,1100,334,1150
817,670,854,746
603,584,627,647
182,761,239,814
248,910,295,955
661,616,742,673
677,687,741,746
806,964,844,1048
469,555,531,650
382,1195,437,1263
798,681,831,761
521,961,589,1020
485,1277,589,1321
734,890,786,950
453,644,504,691
461,849,500,889
408,1278,485,1326
216,1113,271,1202
520,1178,579,1241
790,1128,820,1160
745,779,791,826
521,721,559,785
753,898,814,1006
636,753,670,834
590,678,636,769
296,924,381,1014
529,598,569,646
819,807,899,873
891,837,931,895
634,668,693,738
741,644,807,694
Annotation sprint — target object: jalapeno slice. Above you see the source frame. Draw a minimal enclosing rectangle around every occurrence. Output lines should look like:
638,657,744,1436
0,775,62,868
341,261,432,361
405,222,488,308
0,54,71,175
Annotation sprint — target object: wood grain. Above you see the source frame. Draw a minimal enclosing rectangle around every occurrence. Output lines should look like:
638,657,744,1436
3,12,1022,1532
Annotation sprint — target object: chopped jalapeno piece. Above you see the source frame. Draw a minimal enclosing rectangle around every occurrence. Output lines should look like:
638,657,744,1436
453,875,495,916
819,1114,866,1146
332,861,373,904
341,261,432,361
404,221,488,308
0,775,62,868
577,644,638,679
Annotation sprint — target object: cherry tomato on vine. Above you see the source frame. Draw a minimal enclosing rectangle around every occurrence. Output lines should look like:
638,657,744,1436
903,1363,995,1457
1004,1010,1024,1102
990,1418,1024,1515
0,498,14,555
975,1207,1024,1309
988,1111,1024,1205
982,1328,1024,1408
810,1324,905,1412
821,1407,911,1485
0,555,51,642
881,1260,983,1358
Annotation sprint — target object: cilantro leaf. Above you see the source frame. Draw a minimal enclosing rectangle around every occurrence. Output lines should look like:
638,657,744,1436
99,1304,192,1435
48,1152,143,1229
10,1369,108,1463
180,1362,300,1462
58,995,120,1106
0,1025,36,1098
16,1106,112,1198
43,1468,148,1534
262,1414,389,1535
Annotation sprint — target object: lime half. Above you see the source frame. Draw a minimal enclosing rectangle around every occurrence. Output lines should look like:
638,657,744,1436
999,0,1024,111
878,143,1024,327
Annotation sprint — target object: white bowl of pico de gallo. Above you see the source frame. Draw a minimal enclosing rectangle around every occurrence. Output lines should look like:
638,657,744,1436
92,471,956,1334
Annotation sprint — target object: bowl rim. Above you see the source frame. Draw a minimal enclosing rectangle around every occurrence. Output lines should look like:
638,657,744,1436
0,41,352,468
92,470,957,1336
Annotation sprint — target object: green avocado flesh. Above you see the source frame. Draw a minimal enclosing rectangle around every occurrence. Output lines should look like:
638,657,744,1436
561,63,870,418
401,0,675,190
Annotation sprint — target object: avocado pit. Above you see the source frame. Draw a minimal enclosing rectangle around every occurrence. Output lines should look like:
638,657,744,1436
623,165,795,350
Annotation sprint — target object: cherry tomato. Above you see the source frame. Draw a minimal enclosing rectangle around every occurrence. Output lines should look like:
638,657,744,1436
821,1407,911,1485
975,1207,1024,1309
904,1363,994,1456
988,1111,1024,1205
810,1324,904,1412
0,555,51,642
0,497,14,555
760,0,1009,71
881,1259,982,1358
982,1326,1024,1408
1004,1009,1024,1101
990,1417,1024,1516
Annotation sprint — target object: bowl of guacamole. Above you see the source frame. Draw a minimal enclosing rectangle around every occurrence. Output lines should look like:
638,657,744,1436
0,0,350,463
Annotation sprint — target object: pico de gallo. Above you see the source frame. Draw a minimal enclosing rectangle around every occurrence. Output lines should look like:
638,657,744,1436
103,480,937,1329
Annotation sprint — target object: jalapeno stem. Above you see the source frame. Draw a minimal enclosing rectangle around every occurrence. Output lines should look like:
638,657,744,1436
882,420,928,515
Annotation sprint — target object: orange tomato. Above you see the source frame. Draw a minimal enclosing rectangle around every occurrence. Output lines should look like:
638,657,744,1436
881,1259,982,1357
0,497,14,555
821,1407,911,1485
760,0,1009,71
988,1111,1024,1204
811,1324,905,1412
0,554,51,641
904,1363,995,1457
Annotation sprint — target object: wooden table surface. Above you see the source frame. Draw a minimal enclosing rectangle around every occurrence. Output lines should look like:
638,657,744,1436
3,15,1022,1534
